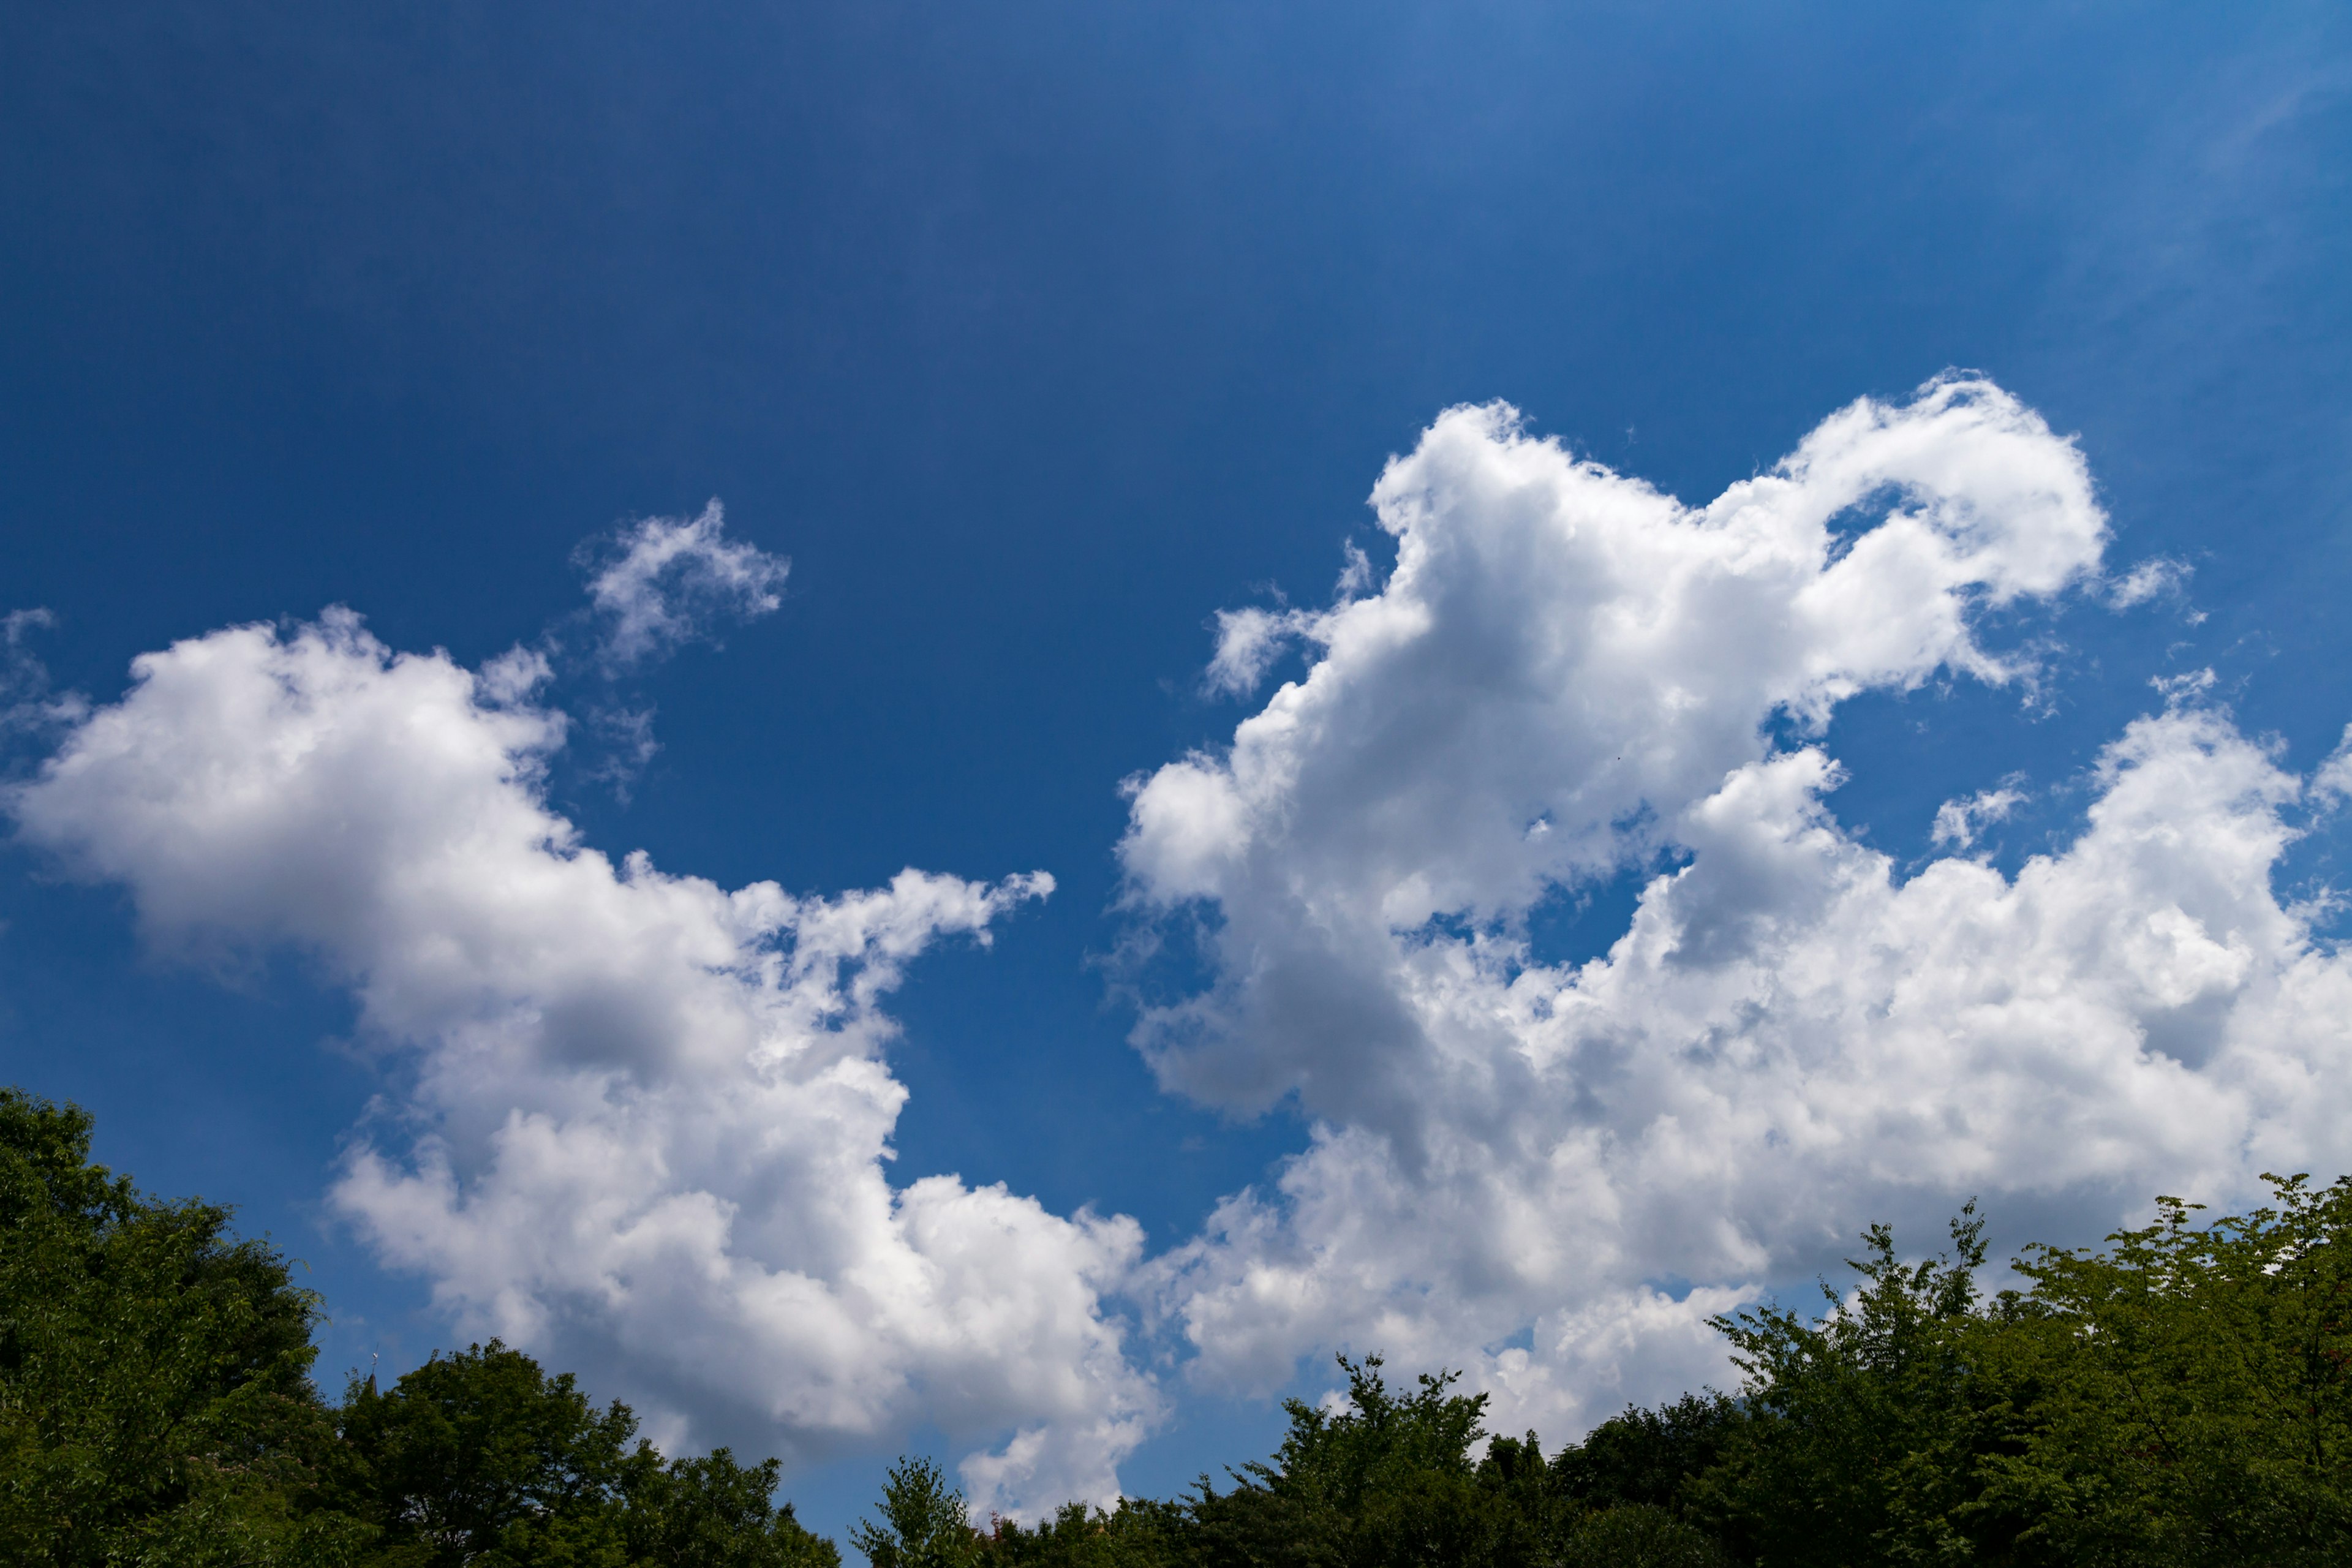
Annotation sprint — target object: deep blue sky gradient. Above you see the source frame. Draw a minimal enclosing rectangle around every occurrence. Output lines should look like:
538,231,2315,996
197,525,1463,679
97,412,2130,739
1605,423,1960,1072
4,0,2348,1536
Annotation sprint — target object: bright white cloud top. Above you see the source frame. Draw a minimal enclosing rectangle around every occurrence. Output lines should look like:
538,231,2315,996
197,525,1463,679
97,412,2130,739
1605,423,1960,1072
12,375,2352,1509
1124,376,2352,1436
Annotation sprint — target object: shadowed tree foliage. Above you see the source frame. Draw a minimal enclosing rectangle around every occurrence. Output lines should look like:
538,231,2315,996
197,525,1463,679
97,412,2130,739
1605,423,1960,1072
336,1340,645,1564
624,1447,839,1568
1697,1204,2022,1565
1557,1502,1725,1568
0,1087,836,1567
1553,1392,1746,1515
335,1340,838,1567
960,1356,1719,1568
1181,1355,1566,1568
976,1497,1193,1568
0,1086,367,1565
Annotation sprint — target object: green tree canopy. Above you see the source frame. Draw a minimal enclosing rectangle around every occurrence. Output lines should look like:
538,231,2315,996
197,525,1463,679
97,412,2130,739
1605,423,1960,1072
853,1455,979,1568
0,1087,836,1568
1987,1174,2352,1566
0,1085,363,1566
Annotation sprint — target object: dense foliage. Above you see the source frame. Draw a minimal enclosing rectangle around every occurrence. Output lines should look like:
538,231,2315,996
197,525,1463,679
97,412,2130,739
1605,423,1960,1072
7,1082,2350,1564
891,1186,2352,1568
0,1088,837,1567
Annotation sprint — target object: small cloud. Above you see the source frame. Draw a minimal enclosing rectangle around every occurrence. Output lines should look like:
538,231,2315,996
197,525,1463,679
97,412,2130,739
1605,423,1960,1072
584,704,662,803
2313,725,2352,808
2108,555,2193,609
478,645,553,706
1,608,87,736
1205,605,1306,697
1202,544,1374,699
576,500,788,672
2152,667,2220,707
1930,782,2028,851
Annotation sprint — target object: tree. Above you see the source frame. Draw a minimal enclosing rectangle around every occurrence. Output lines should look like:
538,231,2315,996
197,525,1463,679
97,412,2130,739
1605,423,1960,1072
623,1447,842,1568
1188,1354,1570,1568
1559,1503,1725,1568
1983,1174,2352,1567
333,1339,647,1565
0,1086,369,1566
1551,1392,1745,1515
18,1074,2352,1567
974,1498,1189,1568
334,1339,855,1568
1701,1204,2030,1566
853,1455,980,1568
1685,1182,2352,1565
0,1085,843,1567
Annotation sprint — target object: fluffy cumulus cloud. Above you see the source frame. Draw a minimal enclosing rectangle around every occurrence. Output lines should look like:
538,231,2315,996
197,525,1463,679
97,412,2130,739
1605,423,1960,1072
1123,376,2352,1435
8,608,1152,1515
18,372,2352,1501
579,500,790,670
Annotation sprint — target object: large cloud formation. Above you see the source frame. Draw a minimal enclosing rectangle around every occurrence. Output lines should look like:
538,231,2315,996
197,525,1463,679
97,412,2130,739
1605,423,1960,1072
1125,376,2352,1433
9,608,1153,1515
17,375,2352,1507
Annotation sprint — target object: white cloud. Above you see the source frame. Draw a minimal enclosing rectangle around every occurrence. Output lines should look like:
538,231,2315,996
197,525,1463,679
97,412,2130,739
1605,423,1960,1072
1929,781,2026,851
2,607,55,646
583,703,663,802
1121,375,2109,1117
1204,606,1309,698
2313,725,2352,807
580,500,789,671
7,609,1153,1516
2108,554,2194,609
1122,375,2352,1441
1203,545,1379,699
477,643,554,706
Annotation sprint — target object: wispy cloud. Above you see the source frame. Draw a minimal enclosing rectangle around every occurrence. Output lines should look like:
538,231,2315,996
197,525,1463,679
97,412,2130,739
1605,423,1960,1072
1929,780,2028,851
577,500,788,672
1,609,88,736
2108,555,2195,609
2314,725,2352,807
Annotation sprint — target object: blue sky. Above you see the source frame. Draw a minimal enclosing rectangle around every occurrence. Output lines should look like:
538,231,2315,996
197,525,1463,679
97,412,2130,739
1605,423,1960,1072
4,0,2350,1538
